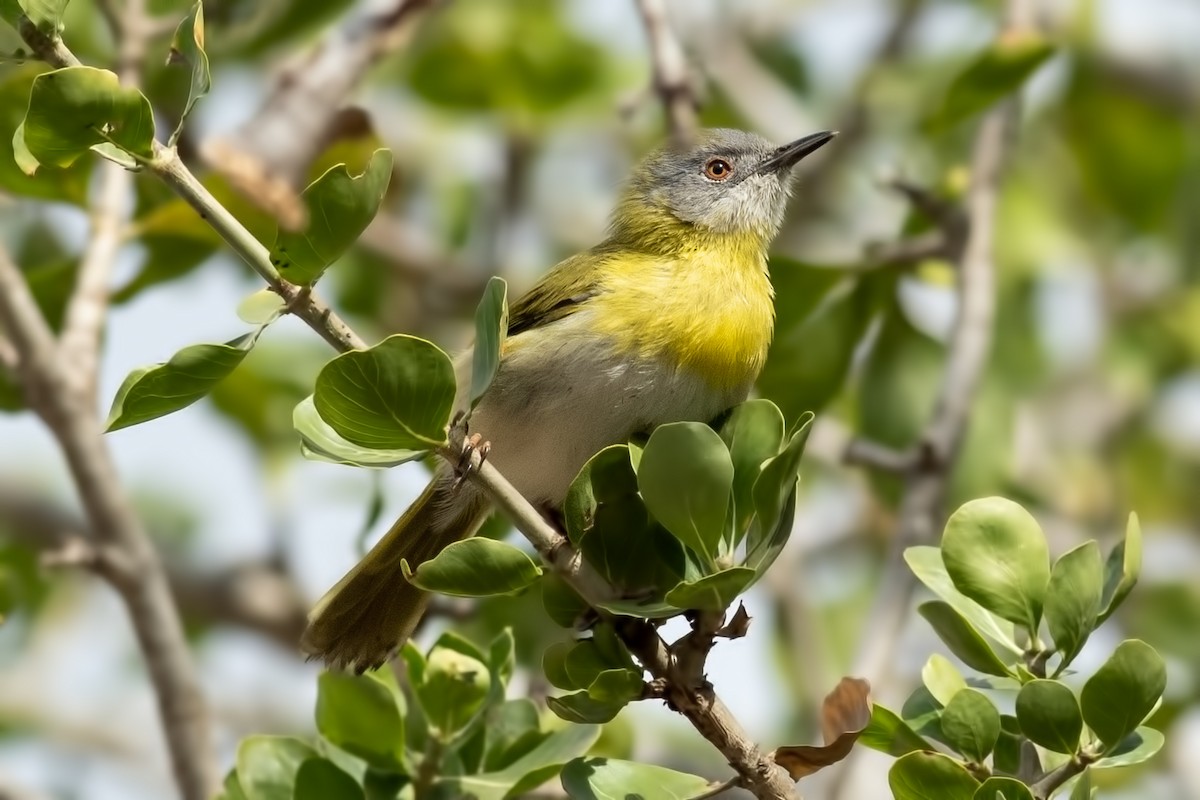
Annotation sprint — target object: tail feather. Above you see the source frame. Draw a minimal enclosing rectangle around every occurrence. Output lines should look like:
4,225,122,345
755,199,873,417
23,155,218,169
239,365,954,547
301,476,488,672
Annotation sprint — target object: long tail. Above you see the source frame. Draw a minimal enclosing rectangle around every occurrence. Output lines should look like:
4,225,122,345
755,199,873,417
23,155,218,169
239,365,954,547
301,474,489,672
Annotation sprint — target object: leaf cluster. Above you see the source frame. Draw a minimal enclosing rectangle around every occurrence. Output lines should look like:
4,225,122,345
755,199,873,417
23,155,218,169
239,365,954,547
863,498,1165,799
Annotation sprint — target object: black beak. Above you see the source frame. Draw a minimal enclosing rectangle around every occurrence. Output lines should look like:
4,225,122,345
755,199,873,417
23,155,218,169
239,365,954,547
756,130,838,174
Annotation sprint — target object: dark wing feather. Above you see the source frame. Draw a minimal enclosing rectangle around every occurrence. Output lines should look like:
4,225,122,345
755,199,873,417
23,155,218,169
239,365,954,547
507,248,609,336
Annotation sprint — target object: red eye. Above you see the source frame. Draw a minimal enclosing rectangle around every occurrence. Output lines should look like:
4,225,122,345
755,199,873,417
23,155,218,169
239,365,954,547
704,158,734,181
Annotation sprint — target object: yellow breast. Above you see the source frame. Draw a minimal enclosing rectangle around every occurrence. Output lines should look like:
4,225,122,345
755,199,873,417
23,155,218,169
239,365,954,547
592,231,775,392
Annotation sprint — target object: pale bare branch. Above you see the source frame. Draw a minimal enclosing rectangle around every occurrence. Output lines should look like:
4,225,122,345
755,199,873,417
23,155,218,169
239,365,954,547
633,0,699,146
201,0,440,226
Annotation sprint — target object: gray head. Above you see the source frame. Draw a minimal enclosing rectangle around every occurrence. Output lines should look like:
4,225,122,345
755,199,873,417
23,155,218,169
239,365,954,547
624,128,836,239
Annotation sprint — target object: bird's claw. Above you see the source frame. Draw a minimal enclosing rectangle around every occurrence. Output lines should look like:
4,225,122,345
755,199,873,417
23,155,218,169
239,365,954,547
453,432,490,490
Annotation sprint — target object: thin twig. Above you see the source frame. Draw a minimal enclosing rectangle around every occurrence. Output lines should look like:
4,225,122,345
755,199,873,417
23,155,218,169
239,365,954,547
693,776,741,800
1029,755,1089,799
829,7,1027,798
849,98,1016,686
633,0,698,146
149,146,368,352
614,617,798,799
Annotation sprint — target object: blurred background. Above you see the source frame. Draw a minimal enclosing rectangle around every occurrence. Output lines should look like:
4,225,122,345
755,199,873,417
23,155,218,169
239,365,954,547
1,0,1199,797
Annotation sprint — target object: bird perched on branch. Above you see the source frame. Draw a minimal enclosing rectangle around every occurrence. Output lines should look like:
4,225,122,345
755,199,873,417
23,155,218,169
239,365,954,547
302,127,836,671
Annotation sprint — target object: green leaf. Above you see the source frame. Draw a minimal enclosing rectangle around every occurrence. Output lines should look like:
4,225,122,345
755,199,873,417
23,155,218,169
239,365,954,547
637,422,734,567
219,769,249,800
994,716,1023,776
403,538,542,597
166,1,210,146
918,601,1014,677
547,692,624,724
488,627,517,691
925,36,1054,132
663,567,756,612
904,547,1020,656
105,334,255,432
236,289,286,325
293,396,427,467
1015,679,1082,755
1098,513,1142,624
759,273,877,421
271,148,393,286
941,497,1051,631
1046,541,1104,673
1093,726,1164,770
717,399,785,539
313,334,454,450
565,445,685,600
561,757,713,800
292,759,364,800
0,0,67,33
541,573,588,628
406,0,607,116
542,641,577,691
921,653,968,706
438,723,599,800
17,66,154,173
0,67,90,203
749,413,813,558
1064,56,1189,231
315,671,404,772
972,777,1034,800
470,276,508,409
859,705,929,757
940,689,1000,762
1069,769,1093,800
563,640,610,690
586,669,643,705
236,736,317,800
416,643,490,739
564,445,638,545
483,699,541,772
1080,639,1166,748
888,751,980,800
901,687,945,743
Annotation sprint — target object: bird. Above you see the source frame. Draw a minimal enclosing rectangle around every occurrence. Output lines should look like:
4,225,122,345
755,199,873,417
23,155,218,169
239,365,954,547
301,127,836,672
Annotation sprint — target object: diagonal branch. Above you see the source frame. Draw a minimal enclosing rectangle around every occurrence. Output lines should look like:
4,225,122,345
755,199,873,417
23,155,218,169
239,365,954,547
633,0,698,147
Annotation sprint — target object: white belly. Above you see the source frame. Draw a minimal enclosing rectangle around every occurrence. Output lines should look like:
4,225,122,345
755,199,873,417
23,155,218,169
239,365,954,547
455,311,749,507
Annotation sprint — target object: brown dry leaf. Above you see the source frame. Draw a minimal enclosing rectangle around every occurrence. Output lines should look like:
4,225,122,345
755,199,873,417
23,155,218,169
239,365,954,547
718,602,752,639
773,676,871,780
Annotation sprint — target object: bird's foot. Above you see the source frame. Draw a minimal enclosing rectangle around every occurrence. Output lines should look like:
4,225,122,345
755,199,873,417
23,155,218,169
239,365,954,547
453,431,491,490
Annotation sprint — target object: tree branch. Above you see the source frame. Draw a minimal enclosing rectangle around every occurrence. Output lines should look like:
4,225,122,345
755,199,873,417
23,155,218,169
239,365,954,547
850,98,1016,685
1029,755,1089,799
10,7,218,797
0,244,217,800
148,146,368,353
633,0,698,146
